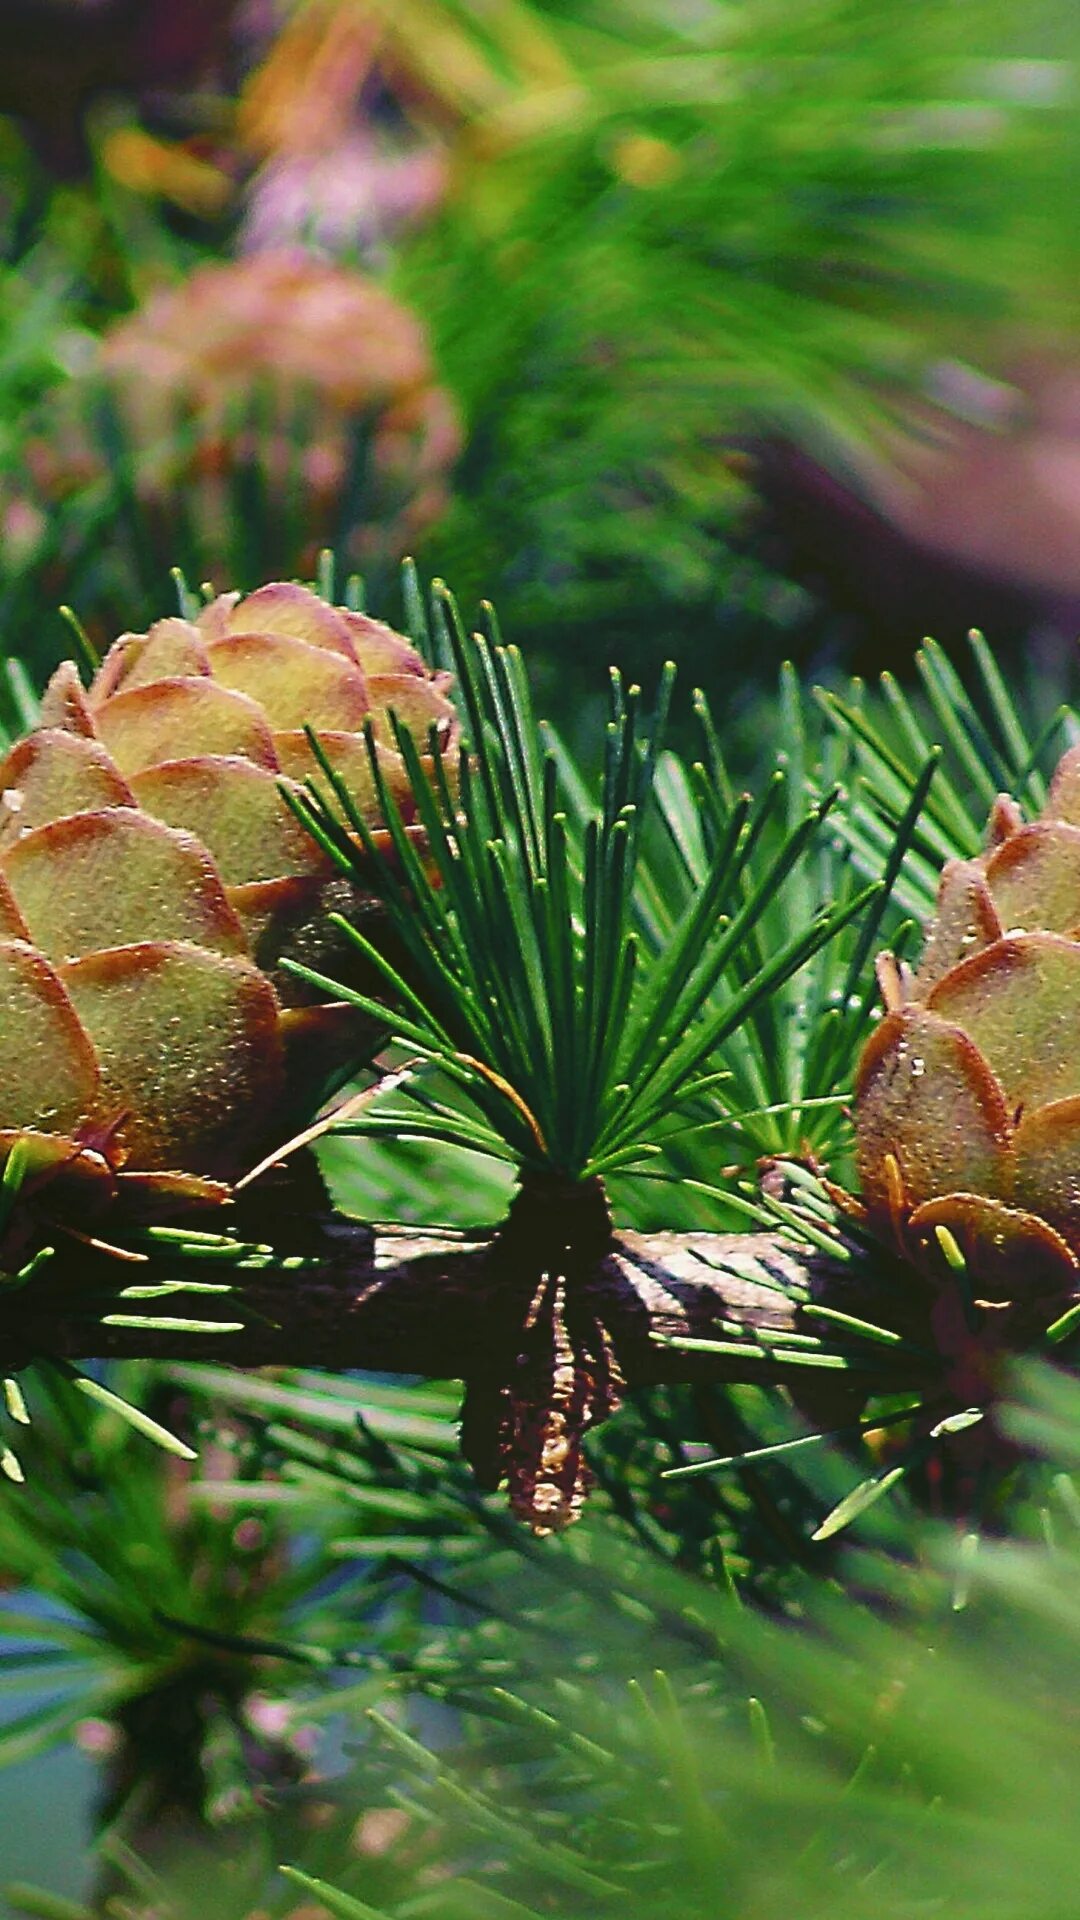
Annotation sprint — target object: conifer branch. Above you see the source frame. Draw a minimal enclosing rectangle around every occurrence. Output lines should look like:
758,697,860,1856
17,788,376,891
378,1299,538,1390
3,1216,912,1396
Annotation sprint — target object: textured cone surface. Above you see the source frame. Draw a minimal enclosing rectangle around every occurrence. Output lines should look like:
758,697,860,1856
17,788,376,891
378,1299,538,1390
0,580,455,1215
855,762,1080,1293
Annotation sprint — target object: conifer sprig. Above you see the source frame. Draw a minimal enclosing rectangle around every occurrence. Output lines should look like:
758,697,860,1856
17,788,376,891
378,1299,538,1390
823,633,1078,921
284,584,879,1185
626,665,927,1172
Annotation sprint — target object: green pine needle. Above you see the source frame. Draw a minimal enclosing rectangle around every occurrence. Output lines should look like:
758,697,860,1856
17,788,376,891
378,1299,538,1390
290,582,886,1188
52,1366,197,1462
825,633,1077,920
811,1462,913,1542
277,1868,391,1920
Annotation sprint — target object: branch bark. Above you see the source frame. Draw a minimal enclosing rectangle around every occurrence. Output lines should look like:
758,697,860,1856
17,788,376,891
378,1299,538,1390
5,1217,919,1396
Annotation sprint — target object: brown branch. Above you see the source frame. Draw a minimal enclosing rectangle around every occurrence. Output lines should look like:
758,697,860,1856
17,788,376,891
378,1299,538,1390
5,1216,919,1396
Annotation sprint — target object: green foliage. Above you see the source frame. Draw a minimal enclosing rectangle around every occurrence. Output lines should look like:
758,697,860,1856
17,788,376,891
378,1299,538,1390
0,1364,336,1772
626,666,927,1191
405,0,1080,667
0,385,421,678
0,1359,469,1918
0,112,206,486
286,577,876,1200
0,1160,308,1486
1,0,1080,1899
3,0,1077,705
309,1429,1080,1920
284,568,1080,1235
823,629,1079,919
11,1364,1080,1919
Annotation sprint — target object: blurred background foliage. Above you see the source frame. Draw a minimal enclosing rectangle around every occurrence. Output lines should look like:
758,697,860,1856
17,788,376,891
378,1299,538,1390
2,0,1080,1911
3,0,1080,719
9,1360,1080,1919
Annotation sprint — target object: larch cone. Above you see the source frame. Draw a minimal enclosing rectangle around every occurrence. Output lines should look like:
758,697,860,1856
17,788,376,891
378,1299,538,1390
0,579,455,1261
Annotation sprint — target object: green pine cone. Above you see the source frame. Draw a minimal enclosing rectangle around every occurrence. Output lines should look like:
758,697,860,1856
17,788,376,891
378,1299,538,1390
0,580,454,1246
856,761,1080,1299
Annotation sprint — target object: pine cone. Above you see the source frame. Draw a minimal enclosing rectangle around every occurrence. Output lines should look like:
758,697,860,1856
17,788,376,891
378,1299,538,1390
15,253,461,600
100,252,460,573
0,579,454,1253
856,765,1080,1302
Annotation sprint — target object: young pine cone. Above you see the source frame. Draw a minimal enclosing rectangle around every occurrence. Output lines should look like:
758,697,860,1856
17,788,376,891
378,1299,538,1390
0,580,454,1247
856,760,1080,1301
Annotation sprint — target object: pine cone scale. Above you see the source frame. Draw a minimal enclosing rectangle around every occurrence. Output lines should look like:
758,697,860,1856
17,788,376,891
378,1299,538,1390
856,1006,1012,1215
926,932,1080,1114
60,939,284,1172
0,728,135,834
4,807,250,960
204,631,370,730
95,677,281,773
0,938,99,1131
127,757,328,886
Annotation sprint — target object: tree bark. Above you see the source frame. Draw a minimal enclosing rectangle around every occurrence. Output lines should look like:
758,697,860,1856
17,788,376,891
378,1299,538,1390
4,1216,919,1397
